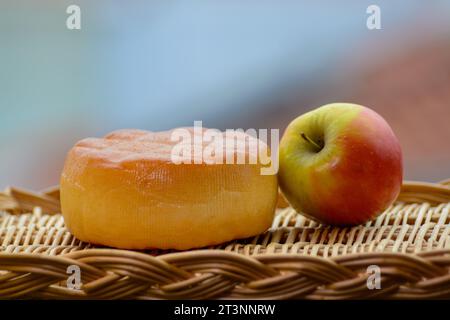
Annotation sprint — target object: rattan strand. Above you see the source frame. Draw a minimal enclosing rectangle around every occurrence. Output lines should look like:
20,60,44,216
0,180,449,299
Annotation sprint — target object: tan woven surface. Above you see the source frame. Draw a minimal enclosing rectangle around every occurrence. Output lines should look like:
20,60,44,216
0,180,450,299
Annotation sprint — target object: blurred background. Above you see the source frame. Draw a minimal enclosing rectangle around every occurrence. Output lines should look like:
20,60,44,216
1,0,450,189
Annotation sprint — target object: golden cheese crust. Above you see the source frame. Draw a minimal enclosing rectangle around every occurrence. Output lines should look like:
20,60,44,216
60,128,278,249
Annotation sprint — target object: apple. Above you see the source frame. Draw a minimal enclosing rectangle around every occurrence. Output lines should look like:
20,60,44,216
278,103,403,225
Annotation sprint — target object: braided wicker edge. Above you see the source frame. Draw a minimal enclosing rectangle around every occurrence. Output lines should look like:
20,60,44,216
1,180,450,299
1,248,450,299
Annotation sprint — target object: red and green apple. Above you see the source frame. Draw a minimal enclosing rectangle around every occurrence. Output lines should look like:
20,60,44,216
279,103,403,225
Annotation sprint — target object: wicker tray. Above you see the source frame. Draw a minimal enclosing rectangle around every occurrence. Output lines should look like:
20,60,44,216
1,179,450,299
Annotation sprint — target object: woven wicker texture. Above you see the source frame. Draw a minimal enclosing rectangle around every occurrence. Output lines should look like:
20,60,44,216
0,180,450,299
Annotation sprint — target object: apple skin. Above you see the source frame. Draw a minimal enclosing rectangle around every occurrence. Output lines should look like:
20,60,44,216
279,103,403,225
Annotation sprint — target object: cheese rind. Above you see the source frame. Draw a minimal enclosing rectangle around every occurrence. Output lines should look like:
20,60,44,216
60,128,278,249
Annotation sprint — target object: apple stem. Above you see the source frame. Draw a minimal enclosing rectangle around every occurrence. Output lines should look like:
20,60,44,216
301,132,322,151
